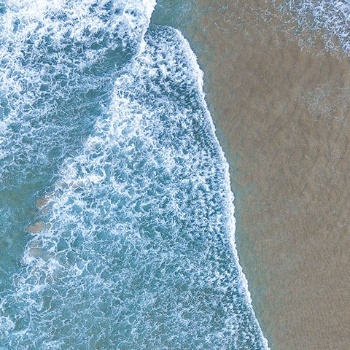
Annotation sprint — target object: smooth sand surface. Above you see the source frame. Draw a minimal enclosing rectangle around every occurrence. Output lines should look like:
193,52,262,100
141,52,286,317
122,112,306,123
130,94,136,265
174,1,350,349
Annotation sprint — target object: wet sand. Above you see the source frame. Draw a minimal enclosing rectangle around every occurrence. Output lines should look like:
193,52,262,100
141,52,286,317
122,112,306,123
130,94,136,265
164,1,350,349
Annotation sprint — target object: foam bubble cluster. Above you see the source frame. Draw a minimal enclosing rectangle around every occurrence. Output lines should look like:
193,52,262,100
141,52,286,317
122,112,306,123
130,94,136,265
276,0,350,53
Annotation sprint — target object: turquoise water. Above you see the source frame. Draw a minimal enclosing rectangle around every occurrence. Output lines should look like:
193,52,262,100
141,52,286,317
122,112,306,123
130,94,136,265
0,1,269,348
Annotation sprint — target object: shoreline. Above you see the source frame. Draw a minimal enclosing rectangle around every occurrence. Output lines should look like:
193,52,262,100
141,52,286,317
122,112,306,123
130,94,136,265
154,1,350,349
193,2,350,349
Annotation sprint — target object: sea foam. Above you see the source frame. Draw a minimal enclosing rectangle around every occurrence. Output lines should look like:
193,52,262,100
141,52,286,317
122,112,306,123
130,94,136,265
276,0,350,53
0,1,269,349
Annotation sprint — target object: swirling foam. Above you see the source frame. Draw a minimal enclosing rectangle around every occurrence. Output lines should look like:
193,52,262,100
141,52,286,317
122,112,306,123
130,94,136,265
1,26,268,349
276,0,350,53
0,1,269,349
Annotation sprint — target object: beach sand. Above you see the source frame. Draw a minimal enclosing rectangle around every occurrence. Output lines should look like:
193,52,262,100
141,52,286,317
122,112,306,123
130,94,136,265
154,1,350,349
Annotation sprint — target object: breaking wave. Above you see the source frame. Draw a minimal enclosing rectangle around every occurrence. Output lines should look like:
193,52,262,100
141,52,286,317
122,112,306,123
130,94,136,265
0,1,268,349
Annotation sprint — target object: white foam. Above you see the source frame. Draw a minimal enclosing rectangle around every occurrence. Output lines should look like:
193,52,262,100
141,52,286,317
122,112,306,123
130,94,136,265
277,0,350,54
1,5,269,347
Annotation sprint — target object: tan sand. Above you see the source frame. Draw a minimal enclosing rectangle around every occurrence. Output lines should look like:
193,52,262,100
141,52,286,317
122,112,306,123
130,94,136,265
36,197,50,209
177,1,350,349
26,221,48,233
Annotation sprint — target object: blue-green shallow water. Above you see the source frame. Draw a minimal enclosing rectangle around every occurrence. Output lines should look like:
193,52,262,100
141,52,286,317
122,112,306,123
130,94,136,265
0,1,269,348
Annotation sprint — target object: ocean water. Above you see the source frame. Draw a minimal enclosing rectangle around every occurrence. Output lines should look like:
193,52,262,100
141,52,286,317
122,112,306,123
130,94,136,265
0,1,269,349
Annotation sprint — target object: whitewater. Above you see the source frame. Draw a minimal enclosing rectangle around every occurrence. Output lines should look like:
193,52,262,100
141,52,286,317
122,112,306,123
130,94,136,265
0,1,269,348
275,0,350,53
